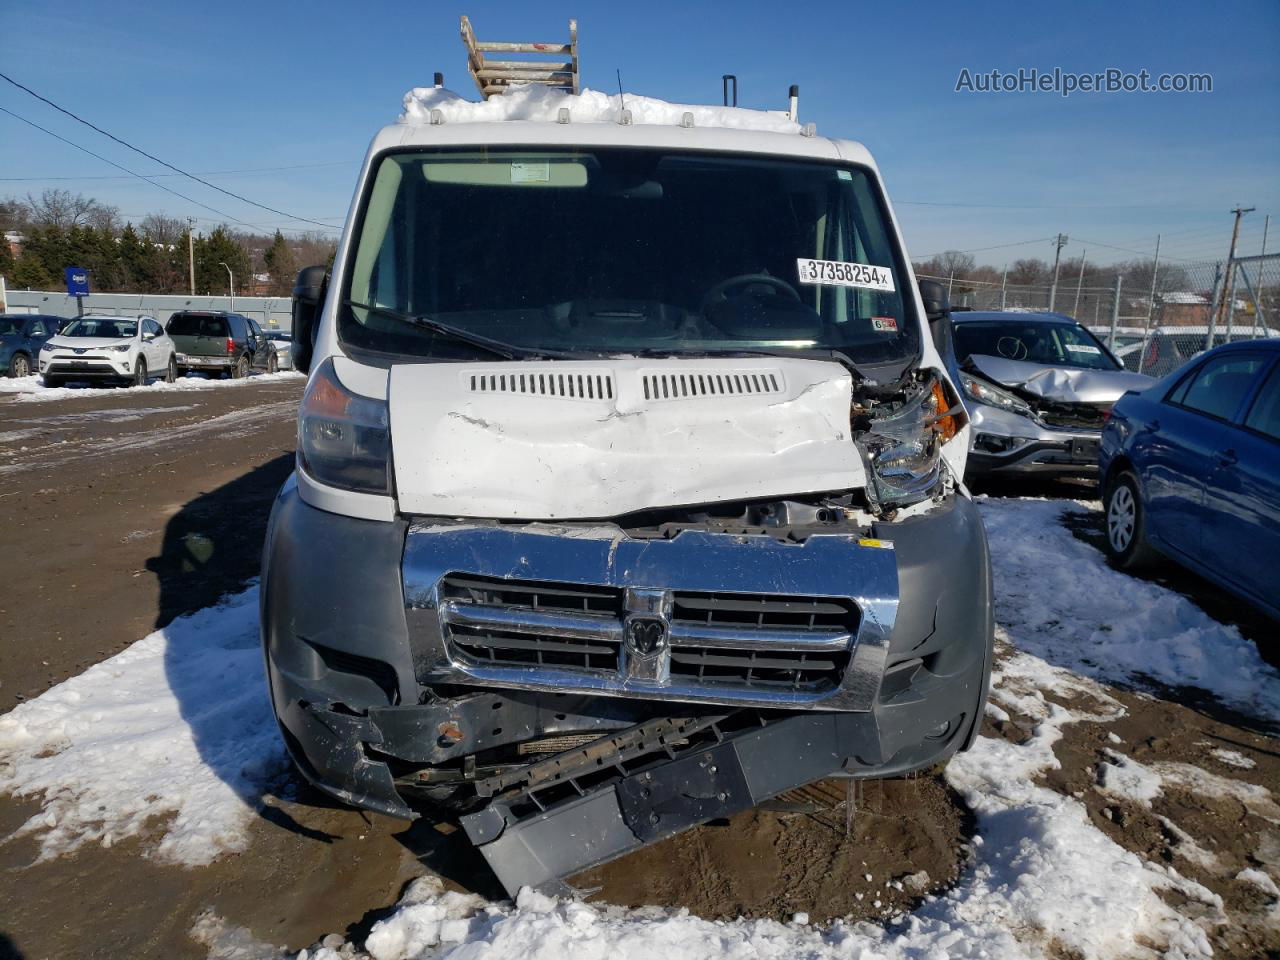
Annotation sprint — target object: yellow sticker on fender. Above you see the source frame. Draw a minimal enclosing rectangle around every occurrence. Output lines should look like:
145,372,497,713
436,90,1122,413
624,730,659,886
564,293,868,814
858,538,894,549
797,258,896,292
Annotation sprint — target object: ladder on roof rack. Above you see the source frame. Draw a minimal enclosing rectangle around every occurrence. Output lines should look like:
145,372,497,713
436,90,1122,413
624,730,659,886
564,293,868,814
461,15,579,99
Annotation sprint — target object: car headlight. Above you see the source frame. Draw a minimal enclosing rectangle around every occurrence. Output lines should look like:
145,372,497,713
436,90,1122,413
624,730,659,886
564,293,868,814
958,372,1033,417
111,344,132,353
298,357,391,495
855,376,962,510
39,343,53,354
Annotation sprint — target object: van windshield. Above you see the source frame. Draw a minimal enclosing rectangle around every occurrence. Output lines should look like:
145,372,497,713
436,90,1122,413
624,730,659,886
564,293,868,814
340,147,919,366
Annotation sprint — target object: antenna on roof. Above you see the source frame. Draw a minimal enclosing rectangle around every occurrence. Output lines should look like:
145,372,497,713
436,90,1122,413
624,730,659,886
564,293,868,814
461,15,580,100
722,74,737,107
616,68,626,112
788,85,799,122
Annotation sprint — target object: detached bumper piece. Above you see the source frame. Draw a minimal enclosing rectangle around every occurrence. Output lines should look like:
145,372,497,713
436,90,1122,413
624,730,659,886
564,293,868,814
460,710,879,896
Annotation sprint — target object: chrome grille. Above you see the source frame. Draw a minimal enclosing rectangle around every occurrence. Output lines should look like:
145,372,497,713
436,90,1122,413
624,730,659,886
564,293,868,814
667,592,857,690
438,574,624,671
436,576,855,693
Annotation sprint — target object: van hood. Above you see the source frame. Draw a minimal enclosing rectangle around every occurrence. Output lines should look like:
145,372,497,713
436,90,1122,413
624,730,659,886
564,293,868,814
388,357,866,520
967,354,1153,404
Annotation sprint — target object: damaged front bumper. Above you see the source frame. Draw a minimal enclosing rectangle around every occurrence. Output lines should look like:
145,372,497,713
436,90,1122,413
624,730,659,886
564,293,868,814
261,479,993,894
964,401,1105,476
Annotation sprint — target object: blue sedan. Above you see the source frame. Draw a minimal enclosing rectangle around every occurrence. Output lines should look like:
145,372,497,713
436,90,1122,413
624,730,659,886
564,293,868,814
1099,338,1280,621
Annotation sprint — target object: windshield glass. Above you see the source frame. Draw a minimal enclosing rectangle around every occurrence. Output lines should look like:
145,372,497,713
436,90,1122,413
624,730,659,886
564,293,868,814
340,147,919,365
954,321,1119,371
0,318,23,336
61,318,137,339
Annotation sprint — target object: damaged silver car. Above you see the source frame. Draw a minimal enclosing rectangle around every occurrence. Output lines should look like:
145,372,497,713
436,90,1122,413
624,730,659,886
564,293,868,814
261,98,994,897
932,309,1154,477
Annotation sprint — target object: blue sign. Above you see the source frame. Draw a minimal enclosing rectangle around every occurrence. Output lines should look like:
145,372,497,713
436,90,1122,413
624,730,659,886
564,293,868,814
65,267,90,297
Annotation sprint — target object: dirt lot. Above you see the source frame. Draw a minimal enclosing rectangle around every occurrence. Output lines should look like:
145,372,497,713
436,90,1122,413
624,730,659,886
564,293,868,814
0,379,1277,959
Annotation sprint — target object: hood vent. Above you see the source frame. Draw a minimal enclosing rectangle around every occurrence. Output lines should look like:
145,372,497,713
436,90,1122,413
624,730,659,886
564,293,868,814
466,369,614,401
642,369,785,401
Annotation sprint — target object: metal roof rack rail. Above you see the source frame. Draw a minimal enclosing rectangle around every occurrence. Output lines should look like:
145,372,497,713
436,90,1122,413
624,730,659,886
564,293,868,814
461,15,580,100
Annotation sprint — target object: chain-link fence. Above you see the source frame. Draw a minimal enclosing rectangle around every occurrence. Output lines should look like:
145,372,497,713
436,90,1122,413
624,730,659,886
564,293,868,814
922,253,1279,377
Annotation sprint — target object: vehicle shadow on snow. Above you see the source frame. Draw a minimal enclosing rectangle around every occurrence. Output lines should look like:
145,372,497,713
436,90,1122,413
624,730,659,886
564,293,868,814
147,453,348,842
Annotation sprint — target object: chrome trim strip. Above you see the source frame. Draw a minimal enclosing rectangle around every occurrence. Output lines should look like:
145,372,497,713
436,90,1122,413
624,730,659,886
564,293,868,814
666,623,852,651
440,601,624,642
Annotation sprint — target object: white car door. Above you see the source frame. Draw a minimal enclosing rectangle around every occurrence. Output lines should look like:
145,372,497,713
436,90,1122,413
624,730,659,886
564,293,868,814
143,318,167,370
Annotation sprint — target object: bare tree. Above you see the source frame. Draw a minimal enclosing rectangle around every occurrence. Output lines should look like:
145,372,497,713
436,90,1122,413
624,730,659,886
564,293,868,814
24,189,114,229
140,214,187,248
1007,258,1050,285
935,250,977,279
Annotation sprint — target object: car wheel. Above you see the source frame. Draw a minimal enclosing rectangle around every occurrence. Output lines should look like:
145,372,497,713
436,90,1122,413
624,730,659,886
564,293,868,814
232,354,249,379
165,355,178,383
1103,471,1159,570
267,351,278,374
7,353,31,378
133,358,148,387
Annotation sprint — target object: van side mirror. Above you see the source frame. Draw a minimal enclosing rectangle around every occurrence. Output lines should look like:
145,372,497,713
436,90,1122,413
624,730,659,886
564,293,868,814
917,279,951,323
291,265,329,374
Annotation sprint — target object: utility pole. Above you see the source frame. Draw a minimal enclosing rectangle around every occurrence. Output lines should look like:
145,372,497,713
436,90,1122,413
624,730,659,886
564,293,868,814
186,217,196,296
1145,234,1161,327
1072,247,1087,317
1211,206,1254,338
1255,215,1269,337
1048,233,1068,311
1000,263,1008,310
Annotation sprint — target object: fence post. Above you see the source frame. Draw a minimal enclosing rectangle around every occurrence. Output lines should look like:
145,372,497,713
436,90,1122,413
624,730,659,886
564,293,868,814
1108,275,1123,350
1000,265,1007,310
1204,262,1224,352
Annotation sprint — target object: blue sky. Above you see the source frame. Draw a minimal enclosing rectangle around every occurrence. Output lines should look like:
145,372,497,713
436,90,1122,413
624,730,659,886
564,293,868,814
2,0,1277,267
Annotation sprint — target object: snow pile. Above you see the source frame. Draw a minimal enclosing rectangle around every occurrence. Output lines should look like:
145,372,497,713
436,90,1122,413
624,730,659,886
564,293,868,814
399,85,801,134
978,497,1280,727
0,370,303,403
0,588,286,864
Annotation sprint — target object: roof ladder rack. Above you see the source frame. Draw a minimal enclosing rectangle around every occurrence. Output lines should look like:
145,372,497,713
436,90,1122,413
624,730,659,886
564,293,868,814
461,15,580,100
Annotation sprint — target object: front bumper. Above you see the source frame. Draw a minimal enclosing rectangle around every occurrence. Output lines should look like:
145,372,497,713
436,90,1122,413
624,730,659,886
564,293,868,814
40,355,133,378
963,402,1102,475
261,480,993,892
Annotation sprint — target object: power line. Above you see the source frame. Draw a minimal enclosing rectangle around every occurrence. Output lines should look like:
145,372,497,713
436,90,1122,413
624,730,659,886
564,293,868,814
0,160,357,183
913,236,1055,259
0,69,337,229
0,104,257,228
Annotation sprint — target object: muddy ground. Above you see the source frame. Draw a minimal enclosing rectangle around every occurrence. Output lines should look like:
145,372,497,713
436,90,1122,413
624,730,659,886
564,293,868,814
0,380,1277,959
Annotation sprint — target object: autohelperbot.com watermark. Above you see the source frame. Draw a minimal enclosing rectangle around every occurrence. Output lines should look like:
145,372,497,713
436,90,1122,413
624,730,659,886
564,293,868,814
955,67,1212,97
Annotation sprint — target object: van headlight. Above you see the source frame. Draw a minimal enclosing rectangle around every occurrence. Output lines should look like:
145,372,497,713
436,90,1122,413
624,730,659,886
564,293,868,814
856,376,962,510
958,372,1032,417
298,357,391,495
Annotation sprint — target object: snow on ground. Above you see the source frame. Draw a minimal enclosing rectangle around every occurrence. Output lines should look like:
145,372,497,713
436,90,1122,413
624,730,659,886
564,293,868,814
5,496,1275,958
0,370,303,403
977,497,1280,727
400,84,802,133
0,589,286,864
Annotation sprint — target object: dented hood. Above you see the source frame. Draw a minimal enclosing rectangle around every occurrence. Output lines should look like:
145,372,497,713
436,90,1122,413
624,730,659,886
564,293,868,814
388,357,865,519
966,354,1153,403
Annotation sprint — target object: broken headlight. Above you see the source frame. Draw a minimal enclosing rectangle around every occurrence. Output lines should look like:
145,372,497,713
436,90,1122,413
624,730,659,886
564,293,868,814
856,376,961,510
958,372,1033,418
298,357,391,494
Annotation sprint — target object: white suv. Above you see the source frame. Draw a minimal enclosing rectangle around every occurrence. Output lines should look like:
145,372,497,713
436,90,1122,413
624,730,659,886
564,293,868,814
39,314,178,387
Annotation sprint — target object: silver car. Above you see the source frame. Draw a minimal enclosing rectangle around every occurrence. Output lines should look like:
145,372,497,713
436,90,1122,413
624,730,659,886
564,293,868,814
933,310,1153,477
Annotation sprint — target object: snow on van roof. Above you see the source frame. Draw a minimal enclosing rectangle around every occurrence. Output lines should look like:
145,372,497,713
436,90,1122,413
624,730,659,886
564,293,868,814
400,84,803,134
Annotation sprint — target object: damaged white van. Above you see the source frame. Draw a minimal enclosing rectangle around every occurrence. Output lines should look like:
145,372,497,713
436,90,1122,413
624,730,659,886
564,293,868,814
261,86,993,896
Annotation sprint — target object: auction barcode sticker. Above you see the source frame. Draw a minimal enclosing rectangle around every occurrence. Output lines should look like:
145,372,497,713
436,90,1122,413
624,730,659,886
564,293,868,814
796,258,896,292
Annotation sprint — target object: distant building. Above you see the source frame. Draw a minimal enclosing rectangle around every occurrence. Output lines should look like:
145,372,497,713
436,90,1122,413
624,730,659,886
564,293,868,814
4,231,24,257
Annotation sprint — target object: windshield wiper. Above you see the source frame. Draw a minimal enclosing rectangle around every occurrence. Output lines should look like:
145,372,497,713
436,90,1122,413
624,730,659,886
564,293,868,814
345,299,552,361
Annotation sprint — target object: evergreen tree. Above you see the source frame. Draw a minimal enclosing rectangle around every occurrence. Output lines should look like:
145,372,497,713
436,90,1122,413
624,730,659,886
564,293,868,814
194,226,252,296
262,230,297,296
